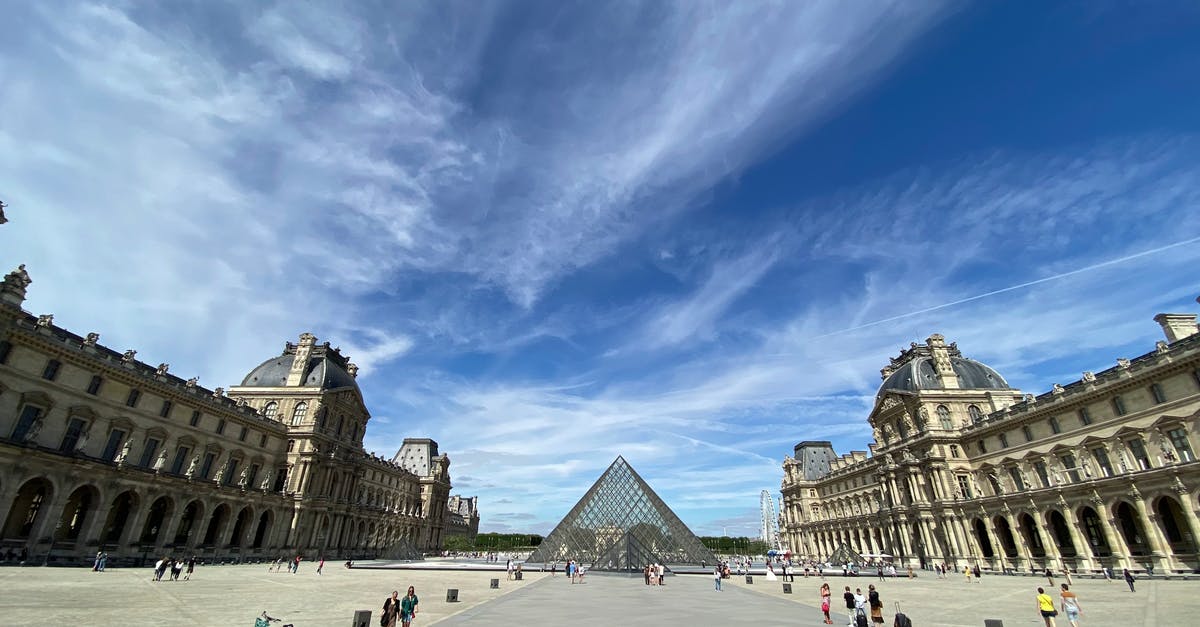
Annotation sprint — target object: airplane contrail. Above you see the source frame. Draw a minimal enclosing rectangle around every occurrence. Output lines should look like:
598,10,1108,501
816,234,1200,338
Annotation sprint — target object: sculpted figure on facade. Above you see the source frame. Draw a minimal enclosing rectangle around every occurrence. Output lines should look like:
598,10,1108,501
84,332,100,347
3,263,32,289
115,439,132,465
186,454,200,479
74,425,90,452
186,377,198,388
22,416,43,443
36,314,53,328
213,456,227,484
153,448,167,472
260,470,273,491
155,363,170,376
238,467,249,489
122,349,137,364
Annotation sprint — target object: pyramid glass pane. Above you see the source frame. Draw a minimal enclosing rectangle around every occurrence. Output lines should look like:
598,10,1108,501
527,456,717,571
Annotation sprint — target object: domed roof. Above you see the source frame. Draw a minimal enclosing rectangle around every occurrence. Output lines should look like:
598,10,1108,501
878,355,1009,394
241,353,359,391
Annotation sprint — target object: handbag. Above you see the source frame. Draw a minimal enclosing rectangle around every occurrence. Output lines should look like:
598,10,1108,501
821,599,830,612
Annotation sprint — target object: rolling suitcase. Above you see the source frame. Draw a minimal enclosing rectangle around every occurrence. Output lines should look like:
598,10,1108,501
893,601,912,627
856,608,869,627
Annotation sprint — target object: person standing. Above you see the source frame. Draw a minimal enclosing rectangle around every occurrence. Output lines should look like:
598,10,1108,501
973,564,982,582
713,565,722,591
820,582,832,624
1059,583,1081,626
400,586,419,627
843,586,855,626
93,551,102,572
382,590,400,627
1045,567,1055,586
1036,586,1058,627
317,557,325,575
877,566,885,582
293,554,302,574
867,584,884,625
98,552,108,572
1123,568,1135,592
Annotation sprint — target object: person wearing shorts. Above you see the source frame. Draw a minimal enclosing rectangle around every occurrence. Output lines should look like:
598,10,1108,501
1036,587,1058,627
400,586,419,626
1060,584,1081,626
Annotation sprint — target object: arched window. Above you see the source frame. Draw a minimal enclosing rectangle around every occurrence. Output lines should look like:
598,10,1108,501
937,405,953,429
291,402,308,426
968,405,983,423
262,402,278,420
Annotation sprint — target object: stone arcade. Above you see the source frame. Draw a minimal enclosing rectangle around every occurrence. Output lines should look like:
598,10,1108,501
780,309,1200,573
0,263,473,564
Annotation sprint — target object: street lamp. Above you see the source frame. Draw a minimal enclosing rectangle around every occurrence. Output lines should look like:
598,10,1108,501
44,521,63,566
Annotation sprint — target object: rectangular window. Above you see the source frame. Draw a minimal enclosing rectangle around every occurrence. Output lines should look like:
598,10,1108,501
246,464,260,489
1127,438,1152,470
949,444,960,458
1168,428,1194,462
101,429,126,461
138,438,161,468
977,440,987,454
1022,426,1034,442
159,400,173,418
1078,407,1092,426
287,439,295,453
999,433,1009,449
199,452,216,479
60,418,87,452
1008,467,1024,491
1112,396,1126,416
42,359,62,381
1034,461,1050,488
1049,416,1062,434
11,405,43,441
1092,447,1114,476
215,419,226,435
273,469,287,493
259,434,268,448
189,410,201,427
126,388,141,408
956,475,973,498
1194,368,1200,389
0,340,12,364
1061,454,1081,483
86,375,103,395
1150,384,1166,404
171,446,190,474
239,426,248,442
224,459,240,486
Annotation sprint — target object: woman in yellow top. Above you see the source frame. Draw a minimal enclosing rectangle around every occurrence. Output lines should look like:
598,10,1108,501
1036,587,1058,626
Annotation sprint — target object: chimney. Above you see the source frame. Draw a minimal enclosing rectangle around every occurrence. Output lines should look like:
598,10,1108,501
927,334,960,389
1153,313,1199,344
286,332,317,386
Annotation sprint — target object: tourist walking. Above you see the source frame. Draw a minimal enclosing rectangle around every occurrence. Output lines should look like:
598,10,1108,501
400,585,419,627
98,552,108,571
382,590,400,627
972,564,982,582
853,588,868,627
963,566,971,582
171,559,183,581
1045,567,1055,586
1123,568,1135,592
714,565,722,591
292,554,302,574
93,551,102,572
867,584,884,625
1059,583,1081,626
317,557,325,575
1036,586,1058,627
820,582,832,624
184,556,195,581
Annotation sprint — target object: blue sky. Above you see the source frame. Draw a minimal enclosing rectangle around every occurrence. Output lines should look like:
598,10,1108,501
3,1,1200,537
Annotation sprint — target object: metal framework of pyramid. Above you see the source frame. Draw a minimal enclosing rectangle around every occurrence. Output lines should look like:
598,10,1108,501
526,456,717,571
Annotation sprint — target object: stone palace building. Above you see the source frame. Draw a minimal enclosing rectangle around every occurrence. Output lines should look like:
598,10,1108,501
780,307,1200,574
0,262,474,564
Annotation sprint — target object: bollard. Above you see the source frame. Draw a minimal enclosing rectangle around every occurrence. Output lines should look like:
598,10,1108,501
351,610,371,627
745,575,753,584
490,578,500,589
782,583,792,594
983,620,1003,627
446,588,459,603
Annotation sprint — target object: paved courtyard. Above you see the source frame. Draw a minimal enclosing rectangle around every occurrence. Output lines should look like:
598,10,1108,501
0,561,1194,625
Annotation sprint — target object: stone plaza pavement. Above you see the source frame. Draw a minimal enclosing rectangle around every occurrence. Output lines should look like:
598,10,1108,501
0,562,1194,626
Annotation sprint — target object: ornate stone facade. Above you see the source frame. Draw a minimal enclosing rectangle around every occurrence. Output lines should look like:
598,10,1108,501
0,264,453,564
444,495,480,543
781,308,1200,574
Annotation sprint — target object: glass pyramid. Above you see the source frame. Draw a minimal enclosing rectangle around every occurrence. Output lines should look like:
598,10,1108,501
826,543,865,565
526,456,717,571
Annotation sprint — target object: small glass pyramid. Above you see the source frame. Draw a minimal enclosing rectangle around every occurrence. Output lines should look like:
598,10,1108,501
826,543,865,565
526,456,717,571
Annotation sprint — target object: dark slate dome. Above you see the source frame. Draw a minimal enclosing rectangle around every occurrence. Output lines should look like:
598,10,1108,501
241,354,359,391
878,356,1009,394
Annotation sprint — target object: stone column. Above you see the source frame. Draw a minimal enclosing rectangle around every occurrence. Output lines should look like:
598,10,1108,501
1170,480,1200,557
1003,511,1033,571
1130,487,1172,571
1060,510,1093,572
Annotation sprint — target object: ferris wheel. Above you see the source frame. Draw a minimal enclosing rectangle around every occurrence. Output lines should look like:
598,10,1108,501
759,490,781,550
